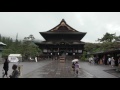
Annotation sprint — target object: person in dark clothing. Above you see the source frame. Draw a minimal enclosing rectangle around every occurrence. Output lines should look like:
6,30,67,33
9,64,20,78
2,58,9,78
72,62,75,71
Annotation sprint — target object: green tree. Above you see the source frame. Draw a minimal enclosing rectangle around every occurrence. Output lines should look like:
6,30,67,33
114,35,120,41
97,32,116,42
1,34,41,60
2,49,13,58
22,34,41,60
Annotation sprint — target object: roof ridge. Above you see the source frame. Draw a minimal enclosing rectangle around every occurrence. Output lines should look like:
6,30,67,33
47,19,79,32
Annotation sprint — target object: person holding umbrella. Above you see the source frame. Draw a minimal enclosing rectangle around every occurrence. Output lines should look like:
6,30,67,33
72,59,79,72
75,61,80,75
72,59,79,62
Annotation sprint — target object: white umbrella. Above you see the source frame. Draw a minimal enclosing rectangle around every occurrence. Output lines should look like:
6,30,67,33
72,59,79,62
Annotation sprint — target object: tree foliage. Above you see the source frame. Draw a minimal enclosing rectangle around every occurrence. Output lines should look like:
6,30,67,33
0,34,41,60
82,32,120,61
97,32,116,42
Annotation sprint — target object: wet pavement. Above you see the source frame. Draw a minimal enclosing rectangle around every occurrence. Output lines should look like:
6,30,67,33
103,69,120,77
0,60,51,78
22,60,96,78
79,61,119,78
0,59,120,78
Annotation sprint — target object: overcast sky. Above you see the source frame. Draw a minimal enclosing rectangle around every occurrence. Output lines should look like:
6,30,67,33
0,12,120,43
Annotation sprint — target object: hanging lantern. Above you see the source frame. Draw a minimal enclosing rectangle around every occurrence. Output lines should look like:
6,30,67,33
73,53,75,55
51,53,52,55
66,53,68,55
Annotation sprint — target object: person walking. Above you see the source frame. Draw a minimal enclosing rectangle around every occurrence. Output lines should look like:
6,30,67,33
91,56,94,64
111,57,115,67
72,62,75,71
117,57,120,71
108,57,111,66
35,57,38,62
2,58,9,78
75,62,80,76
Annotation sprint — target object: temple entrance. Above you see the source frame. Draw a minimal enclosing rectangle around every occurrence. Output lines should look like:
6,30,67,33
59,51,65,56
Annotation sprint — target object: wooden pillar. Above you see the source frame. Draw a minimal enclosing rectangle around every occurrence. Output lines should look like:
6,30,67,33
114,52,118,66
105,54,108,65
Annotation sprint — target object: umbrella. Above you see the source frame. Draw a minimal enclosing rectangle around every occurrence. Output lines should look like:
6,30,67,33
72,59,79,62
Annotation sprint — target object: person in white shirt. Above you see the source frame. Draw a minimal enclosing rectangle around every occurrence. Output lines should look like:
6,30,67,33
89,57,91,63
108,57,111,65
89,57,94,64
35,57,37,62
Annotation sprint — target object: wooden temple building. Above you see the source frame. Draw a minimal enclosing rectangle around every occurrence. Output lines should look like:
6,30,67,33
34,19,87,60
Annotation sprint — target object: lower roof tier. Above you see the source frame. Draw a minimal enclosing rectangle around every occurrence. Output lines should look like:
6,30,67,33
34,40,85,46
35,42,85,49
40,32,86,41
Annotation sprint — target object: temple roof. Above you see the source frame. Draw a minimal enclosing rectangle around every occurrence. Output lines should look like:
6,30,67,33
39,19,87,41
47,19,79,32
0,42,6,46
34,40,85,45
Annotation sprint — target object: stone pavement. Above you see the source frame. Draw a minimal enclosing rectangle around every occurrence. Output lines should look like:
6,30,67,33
0,60,51,78
0,59,120,78
79,61,119,78
21,60,96,78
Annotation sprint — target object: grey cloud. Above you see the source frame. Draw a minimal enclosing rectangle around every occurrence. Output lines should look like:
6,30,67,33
0,12,120,43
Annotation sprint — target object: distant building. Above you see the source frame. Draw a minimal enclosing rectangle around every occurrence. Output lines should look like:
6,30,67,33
0,42,6,58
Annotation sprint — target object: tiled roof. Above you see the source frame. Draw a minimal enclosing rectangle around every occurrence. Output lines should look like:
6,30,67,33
47,19,79,32
0,42,6,46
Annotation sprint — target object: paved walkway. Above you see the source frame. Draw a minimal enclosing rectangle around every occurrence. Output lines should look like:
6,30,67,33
22,60,96,78
79,61,119,78
0,60,51,78
0,60,120,78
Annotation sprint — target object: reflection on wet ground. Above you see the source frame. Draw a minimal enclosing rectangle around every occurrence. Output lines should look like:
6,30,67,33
22,60,96,78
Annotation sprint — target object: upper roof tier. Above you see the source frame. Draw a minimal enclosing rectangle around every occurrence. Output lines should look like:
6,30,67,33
47,19,79,32
40,19,87,41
